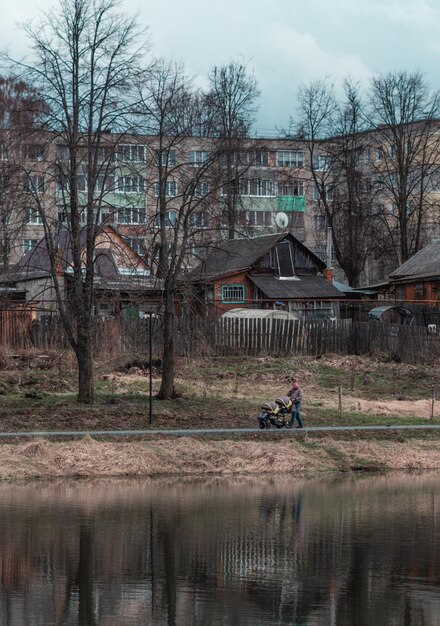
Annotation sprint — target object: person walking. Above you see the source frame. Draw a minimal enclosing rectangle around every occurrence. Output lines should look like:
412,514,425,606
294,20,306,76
287,379,304,428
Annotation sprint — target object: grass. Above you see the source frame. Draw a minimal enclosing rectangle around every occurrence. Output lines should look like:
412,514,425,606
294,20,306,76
0,352,439,435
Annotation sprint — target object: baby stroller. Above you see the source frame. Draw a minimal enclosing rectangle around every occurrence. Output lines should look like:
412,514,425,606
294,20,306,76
257,396,293,429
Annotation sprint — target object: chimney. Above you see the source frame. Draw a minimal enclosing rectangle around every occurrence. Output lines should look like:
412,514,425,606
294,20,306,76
323,267,334,284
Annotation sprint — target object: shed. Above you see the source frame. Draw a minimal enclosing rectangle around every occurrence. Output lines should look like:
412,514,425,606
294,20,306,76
221,308,300,321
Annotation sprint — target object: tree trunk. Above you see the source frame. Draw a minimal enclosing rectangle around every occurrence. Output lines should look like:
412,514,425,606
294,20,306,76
76,338,94,404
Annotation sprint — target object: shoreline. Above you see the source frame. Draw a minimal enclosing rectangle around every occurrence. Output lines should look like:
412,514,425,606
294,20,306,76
2,436,440,481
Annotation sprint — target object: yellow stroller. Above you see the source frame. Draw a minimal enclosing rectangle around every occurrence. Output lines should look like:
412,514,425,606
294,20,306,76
257,396,293,429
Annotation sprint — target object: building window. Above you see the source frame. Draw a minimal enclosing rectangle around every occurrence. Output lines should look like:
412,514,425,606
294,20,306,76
414,283,424,300
23,176,45,193
25,208,43,225
314,185,333,202
23,239,38,254
395,285,405,300
221,284,246,303
118,144,146,162
56,145,69,161
239,179,275,197
124,237,147,256
116,207,146,224
194,181,209,197
156,150,176,166
246,150,269,166
278,180,304,196
313,214,326,230
118,176,145,193
362,148,371,164
23,144,45,161
237,210,272,226
153,210,178,227
276,151,304,168
188,151,209,167
98,146,115,163
312,155,331,171
95,175,115,192
189,211,209,227
166,210,178,226
153,180,177,197
0,144,9,160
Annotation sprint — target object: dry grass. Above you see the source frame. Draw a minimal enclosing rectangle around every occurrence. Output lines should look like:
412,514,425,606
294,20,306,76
1,435,440,481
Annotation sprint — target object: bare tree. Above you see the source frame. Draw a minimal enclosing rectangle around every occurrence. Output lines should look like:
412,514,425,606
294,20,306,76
137,60,223,399
296,79,380,286
4,0,147,402
206,62,260,239
367,71,440,265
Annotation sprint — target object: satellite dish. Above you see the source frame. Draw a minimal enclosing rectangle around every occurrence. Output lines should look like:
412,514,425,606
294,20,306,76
275,212,289,229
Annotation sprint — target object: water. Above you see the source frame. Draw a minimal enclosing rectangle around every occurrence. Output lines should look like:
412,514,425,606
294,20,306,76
0,474,439,625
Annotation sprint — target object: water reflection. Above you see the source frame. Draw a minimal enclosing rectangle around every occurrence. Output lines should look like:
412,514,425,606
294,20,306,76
0,474,439,625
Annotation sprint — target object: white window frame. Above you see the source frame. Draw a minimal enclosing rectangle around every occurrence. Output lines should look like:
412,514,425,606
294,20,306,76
312,154,331,171
23,239,38,254
221,284,246,303
24,175,45,193
118,144,146,162
117,176,145,193
188,211,209,228
276,151,304,168
194,181,209,197
116,207,146,224
278,180,305,196
153,180,177,197
124,237,147,256
188,151,209,167
156,150,176,167
25,208,43,225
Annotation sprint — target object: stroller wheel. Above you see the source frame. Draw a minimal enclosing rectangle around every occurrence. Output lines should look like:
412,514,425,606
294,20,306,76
259,421,266,429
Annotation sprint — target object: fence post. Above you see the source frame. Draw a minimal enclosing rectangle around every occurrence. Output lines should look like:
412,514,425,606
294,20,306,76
432,388,436,421
338,385,343,418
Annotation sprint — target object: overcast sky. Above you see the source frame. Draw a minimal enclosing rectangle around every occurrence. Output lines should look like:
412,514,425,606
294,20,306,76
2,0,440,135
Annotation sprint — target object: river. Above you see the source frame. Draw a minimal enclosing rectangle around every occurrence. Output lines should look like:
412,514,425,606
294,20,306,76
0,473,439,625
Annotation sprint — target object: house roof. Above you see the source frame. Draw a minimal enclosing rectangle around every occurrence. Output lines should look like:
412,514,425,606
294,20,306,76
0,226,155,287
389,241,440,280
249,274,343,299
190,232,325,281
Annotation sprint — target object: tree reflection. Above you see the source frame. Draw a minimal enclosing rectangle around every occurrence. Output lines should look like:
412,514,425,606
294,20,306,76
0,476,438,625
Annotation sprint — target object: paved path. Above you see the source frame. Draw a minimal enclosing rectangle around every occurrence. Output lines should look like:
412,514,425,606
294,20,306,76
0,424,439,439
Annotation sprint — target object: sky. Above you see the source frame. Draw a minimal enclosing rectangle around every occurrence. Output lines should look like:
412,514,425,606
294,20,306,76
2,0,440,136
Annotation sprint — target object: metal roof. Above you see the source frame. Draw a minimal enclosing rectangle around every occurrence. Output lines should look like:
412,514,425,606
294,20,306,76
249,274,343,299
190,233,326,281
390,241,440,279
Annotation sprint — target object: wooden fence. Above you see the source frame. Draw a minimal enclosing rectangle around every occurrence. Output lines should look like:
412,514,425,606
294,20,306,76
214,318,440,363
2,312,440,364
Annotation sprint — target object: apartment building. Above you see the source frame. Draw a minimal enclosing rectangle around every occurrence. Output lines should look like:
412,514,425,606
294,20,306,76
2,125,438,286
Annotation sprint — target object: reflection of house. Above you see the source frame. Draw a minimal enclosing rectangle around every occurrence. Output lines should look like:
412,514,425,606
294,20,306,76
0,225,162,318
189,232,342,320
389,240,440,303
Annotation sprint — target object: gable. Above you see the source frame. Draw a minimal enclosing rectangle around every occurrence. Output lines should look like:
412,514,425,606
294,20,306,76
191,232,325,282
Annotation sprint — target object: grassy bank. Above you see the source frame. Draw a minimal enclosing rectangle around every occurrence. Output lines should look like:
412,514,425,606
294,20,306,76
3,435,440,481
1,351,440,479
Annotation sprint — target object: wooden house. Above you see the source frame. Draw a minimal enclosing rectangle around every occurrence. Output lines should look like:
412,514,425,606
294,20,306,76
189,232,342,320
